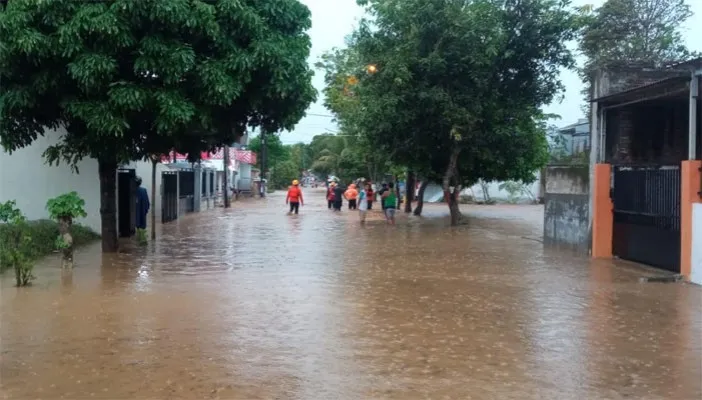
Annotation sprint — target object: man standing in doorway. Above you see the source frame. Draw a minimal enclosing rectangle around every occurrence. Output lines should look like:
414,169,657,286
135,176,150,244
286,180,304,214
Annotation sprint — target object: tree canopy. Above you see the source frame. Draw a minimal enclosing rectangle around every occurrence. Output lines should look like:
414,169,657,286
319,0,581,224
580,0,695,74
0,0,315,251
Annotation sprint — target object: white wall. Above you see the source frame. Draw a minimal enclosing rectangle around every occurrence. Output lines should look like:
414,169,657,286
423,172,542,203
691,204,702,285
0,130,101,232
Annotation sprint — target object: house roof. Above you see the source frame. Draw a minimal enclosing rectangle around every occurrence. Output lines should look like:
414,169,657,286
664,56,702,70
591,75,690,104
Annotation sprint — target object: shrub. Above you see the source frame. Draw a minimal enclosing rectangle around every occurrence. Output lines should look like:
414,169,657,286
46,192,88,268
0,201,34,286
0,219,99,273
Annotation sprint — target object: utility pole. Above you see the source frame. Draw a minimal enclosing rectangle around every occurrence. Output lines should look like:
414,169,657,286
260,130,267,198
223,145,230,208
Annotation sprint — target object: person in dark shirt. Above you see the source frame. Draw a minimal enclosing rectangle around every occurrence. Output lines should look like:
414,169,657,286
378,183,388,211
332,182,345,211
135,176,150,244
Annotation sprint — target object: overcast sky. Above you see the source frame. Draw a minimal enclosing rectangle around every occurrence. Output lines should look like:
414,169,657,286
278,0,702,144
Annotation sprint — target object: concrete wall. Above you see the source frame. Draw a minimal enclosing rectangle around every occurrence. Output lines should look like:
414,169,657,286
0,130,102,232
543,165,590,252
691,203,702,285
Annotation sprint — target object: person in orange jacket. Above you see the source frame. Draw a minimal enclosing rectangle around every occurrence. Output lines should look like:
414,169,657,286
286,180,304,214
344,183,358,210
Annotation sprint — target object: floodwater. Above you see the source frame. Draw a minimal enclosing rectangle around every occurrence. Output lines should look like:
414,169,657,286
1,189,701,400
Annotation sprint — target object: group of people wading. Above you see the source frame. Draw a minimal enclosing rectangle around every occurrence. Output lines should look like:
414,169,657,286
325,179,397,225
284,178,398,225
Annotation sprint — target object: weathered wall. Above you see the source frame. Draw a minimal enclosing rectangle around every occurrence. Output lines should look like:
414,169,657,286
0,130,101,232
691,203,702,285
543,165,590,252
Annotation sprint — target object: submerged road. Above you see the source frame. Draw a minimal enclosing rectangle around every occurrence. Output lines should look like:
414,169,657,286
1,189,701,399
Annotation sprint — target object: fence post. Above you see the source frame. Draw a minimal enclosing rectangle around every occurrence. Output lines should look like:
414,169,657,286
681,160,702,279
194,165,202,213
591,163,613,258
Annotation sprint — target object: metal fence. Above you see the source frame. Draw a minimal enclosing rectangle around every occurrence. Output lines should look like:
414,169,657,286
611,164,681,272
178,170,195,213
161,171,178,223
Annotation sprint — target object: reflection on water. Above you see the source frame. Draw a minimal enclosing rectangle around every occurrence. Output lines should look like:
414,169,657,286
1,190,701,399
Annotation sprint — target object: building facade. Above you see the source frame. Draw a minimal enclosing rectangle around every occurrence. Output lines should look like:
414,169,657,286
588,60,701,283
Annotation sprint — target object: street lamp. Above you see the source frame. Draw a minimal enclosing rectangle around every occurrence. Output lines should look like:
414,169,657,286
366,64,378,74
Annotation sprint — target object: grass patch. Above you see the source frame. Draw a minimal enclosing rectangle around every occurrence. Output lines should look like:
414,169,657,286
0,219,100,273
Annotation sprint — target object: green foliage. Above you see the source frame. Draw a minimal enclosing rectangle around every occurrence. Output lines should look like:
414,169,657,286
581,0,694,72
0,201,33,286
0,0,316,163
579,0,696,107
249,134,290,171
46,192,88,220
1,0,315,250
319,0,579,217
0,218,100,274
270,160,300,190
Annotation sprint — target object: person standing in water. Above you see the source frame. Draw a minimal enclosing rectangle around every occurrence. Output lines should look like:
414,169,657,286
326,182,336,209
286,180,304,214
358,183,369,224
381,182,397,225
135,176,150,244
379,182,390,212
366,183,375,210
333,182,345,211
345,183,358,210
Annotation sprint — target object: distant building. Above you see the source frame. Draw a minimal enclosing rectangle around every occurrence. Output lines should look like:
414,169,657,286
558,118,590,155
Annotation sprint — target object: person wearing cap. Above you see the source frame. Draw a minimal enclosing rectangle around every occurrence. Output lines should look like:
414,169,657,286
286,179,304,214
135,176,150,243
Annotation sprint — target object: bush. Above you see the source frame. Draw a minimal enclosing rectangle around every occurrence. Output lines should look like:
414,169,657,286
0,220,99,273
46,192,89,267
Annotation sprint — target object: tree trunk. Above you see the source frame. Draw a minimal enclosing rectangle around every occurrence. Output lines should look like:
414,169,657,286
443,147,461,226
98,159,118,253
58,216,73,268
151,159,157,240
413,180,429,216
395,177,401,209
404,170,415,213
223,145,230,207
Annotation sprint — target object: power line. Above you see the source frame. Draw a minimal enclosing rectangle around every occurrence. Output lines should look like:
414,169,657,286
305,113,335,118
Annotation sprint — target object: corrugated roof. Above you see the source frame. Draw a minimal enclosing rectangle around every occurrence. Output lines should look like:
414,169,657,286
664,57,702,69
591,75,690,103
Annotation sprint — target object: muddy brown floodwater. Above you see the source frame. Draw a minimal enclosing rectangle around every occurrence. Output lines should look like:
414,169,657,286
1,189,701,399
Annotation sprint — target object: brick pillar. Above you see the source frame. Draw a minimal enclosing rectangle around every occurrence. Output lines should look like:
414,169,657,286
592,164,613,258
680,160,701,279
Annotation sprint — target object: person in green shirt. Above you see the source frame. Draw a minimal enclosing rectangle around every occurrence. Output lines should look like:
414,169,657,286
381,182,397,225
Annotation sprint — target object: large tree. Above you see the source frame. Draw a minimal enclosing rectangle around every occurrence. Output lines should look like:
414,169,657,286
249,134,289,172
579,0,696,110
0,0,315,251
322,0,579,225
581,0,695,74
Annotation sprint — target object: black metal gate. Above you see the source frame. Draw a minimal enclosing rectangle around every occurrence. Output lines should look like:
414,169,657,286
611,165,681,272
162,171,178,223
178,170,195,213
117,169,136,237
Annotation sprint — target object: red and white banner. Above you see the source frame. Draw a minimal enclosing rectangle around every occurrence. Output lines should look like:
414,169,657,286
163,148,256,165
